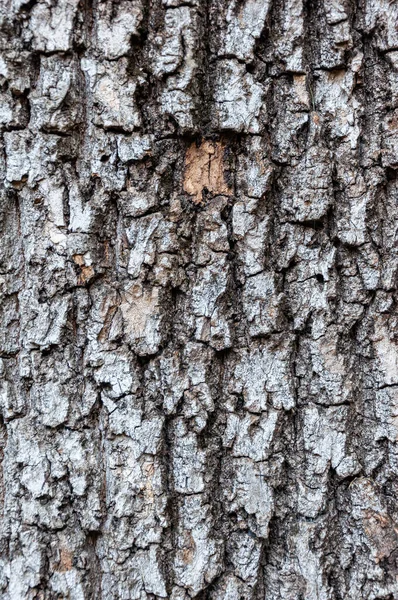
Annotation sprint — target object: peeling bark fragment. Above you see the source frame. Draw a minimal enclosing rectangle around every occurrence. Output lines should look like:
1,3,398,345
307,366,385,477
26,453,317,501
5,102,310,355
223,457,274,538
82,59,142,132
233,338,295,412
29,0,79,52
154,6,200,131
242,271,282,336
120,283,164,355
272,0,305,72
95,0,143,60
213,60,264,133
279,145,333,222
174,495,223,595
219,0,271,62
30,55,83,134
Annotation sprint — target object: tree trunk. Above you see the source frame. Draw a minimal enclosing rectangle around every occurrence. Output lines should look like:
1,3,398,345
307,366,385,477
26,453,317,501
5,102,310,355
1,0,398,598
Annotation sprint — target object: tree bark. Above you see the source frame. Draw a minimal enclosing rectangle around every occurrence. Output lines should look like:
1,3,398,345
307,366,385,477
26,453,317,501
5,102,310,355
1,0,398,598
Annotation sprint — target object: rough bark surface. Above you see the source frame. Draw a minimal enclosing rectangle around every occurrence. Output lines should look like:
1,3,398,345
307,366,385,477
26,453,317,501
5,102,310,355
1,0,398,598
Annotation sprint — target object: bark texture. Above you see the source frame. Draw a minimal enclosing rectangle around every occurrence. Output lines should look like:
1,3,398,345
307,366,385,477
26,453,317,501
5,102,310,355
1,0,398,598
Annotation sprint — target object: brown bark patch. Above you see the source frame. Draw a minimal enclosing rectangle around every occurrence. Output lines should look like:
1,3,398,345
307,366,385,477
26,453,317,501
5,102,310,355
183,140,231,203
143,461,155,506
98,305,118,342
312,113,320,125
386,112,398,131
73,254,95,285
363,511,398,562
57,548,74,572
181,531,196,564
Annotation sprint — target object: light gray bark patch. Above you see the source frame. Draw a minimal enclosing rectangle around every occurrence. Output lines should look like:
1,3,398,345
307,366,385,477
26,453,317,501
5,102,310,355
2,0,398,598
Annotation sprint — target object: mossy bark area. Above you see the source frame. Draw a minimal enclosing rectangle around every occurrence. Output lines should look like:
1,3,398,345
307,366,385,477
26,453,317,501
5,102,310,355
1,0,398,598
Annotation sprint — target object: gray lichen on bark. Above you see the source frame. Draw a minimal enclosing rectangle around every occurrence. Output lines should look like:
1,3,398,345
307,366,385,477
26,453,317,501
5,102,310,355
1,0,398,598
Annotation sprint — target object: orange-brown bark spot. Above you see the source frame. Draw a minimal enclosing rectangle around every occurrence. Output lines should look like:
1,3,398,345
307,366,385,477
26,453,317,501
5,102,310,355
103,240,111,266
183,140,231,203
363,510,398,562
386,113,398,131
73,254,95,285
98,305,118,342
181,531,196,564
57,548,74,572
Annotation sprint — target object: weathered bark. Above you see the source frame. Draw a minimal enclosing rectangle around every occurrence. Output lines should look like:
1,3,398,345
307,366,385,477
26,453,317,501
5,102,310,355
1,0,398,598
